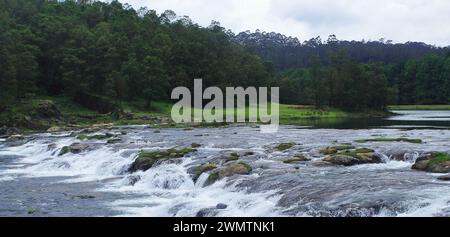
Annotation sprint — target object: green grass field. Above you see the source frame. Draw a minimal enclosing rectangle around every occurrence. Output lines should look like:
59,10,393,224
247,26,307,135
121,102,388,125
388,105,450,110
1,97,393,131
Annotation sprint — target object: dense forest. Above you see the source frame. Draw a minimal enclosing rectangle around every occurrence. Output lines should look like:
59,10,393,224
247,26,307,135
1,0,450,127
0,0,271,114
234,31,448,70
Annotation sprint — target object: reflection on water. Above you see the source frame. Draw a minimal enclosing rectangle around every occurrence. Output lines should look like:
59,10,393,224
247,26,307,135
291,110,450,129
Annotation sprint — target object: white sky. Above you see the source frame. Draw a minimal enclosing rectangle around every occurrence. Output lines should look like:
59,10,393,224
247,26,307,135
114,0,450,46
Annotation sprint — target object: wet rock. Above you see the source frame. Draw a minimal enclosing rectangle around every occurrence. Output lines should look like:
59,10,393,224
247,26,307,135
58,143,90,156
218,162,252,177
125,175,141,186
320,145,355,155
6,135,25,142
284,155,311,164
205,162,252,186
188,163,217,182
47,143,57,151
412,152,450,173
275,142,295,151
191,143,201,148
244,151,255,156
216,203,228,209
27,208,40,215
196,208,218,217
107,138,123,144
73,195,96,199
4,135,28,147
322,149,382,166
47,126,65,133
128,148,197,172
437,175,450,181
323,155,361,166
225,153,240,163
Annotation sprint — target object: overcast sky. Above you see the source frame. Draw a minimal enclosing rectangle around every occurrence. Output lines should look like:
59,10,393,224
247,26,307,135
116,0,450,46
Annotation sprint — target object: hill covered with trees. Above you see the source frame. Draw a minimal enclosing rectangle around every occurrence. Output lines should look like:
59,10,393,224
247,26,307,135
233,30,448,71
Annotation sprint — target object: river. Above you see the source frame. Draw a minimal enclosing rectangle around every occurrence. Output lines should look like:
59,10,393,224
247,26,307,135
1,110,450,217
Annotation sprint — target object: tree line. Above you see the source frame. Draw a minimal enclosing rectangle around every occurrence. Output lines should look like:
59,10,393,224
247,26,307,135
272,51,450,109
0,0,449,118
234,31,448,71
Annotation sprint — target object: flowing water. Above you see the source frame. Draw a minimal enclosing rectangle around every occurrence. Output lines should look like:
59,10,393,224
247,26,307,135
1,110,450,217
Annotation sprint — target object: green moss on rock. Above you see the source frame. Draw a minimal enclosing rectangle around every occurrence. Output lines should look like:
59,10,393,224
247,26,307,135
128,148,197,172
204,162,253,186
320,145,355,155
225,153,240,163
284,155,310,164
191,163,217,182
322,148,382,166
275,142,295,151
412,152,450,173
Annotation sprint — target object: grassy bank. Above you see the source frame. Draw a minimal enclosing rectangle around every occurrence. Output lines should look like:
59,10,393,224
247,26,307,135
388,105,450,110
1,98,391,134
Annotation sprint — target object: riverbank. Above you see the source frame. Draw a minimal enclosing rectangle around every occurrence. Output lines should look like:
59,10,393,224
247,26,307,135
389,105,450,110
0,97,391,136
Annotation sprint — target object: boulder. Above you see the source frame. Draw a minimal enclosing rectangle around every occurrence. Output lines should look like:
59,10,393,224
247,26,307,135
47,143,57,151
205,162,252,186
196,208,218,217
128,148,197,172
412,152,450,173
188,163,217,182
216,203,228,209
322,149,382,167
107,138,123,144
275,142,296,151
320,145,355,155
58,143,90,156
47,126,66,133
284,155,311,164
437,175,450,181
224,153,240,163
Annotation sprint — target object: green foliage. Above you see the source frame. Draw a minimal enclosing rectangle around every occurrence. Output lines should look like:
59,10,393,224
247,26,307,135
275,142,295,151
428,153,450,166
274,52,395,111
0,0,271,115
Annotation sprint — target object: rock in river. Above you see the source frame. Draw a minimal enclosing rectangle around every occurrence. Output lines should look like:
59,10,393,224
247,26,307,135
204,162,252,186
321,148,383,166
58,143,90,156
412,152,450,173
128,148,197,172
